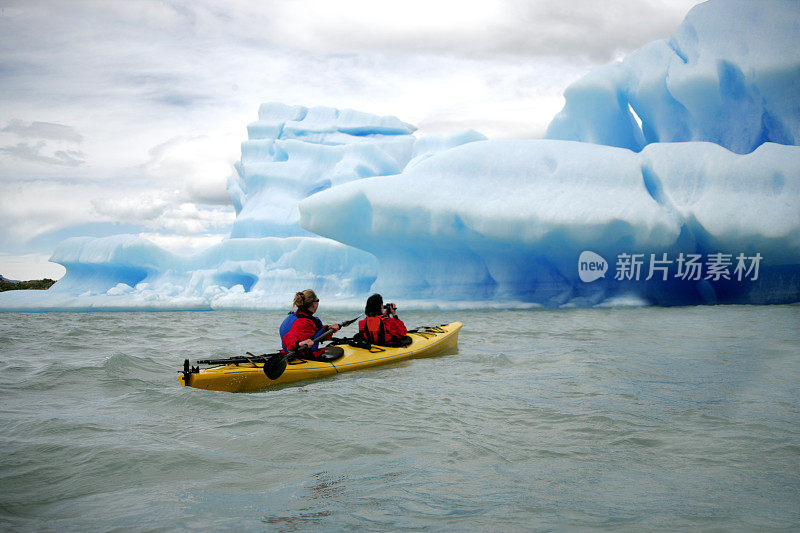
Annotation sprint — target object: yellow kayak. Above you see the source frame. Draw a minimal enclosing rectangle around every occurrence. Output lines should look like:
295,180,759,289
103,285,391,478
179,322,463,393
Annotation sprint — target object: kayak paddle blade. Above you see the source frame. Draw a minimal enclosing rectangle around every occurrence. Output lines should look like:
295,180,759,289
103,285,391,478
264,355,287,380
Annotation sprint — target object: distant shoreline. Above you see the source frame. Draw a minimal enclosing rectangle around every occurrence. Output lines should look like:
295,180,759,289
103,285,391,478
0,278,56,292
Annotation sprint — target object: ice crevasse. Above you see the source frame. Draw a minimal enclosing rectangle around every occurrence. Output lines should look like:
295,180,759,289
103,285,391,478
0,0,798,310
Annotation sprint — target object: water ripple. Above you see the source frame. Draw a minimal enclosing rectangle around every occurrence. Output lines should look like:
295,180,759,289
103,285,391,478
1,307,799,530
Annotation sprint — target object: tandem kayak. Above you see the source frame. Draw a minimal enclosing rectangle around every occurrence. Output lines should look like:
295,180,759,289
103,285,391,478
179,321,463,393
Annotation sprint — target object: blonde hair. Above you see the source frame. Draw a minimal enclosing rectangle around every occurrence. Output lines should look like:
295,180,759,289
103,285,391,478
293,289,318,309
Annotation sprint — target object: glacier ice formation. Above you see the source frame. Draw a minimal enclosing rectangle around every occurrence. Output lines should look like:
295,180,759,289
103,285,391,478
1,0,798,311
301,139,799,306
545,0,800,154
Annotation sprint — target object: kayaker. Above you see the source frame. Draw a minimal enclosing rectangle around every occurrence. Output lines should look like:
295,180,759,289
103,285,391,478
358,293,410,346
280,289,340,359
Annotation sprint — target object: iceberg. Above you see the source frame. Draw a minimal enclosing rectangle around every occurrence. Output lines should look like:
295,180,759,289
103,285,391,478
545,0,800,154
3,234,377,310
229,102,419,238
1,0,798,311
301,140,799,306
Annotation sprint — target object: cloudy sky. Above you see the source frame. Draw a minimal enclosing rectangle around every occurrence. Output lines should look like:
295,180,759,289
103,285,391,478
0,0,701,279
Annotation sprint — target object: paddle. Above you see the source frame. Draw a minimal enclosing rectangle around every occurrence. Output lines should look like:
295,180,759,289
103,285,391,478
263,314,363,380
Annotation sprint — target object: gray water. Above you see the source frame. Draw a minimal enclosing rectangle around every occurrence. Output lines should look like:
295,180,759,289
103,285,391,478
0,306,798,532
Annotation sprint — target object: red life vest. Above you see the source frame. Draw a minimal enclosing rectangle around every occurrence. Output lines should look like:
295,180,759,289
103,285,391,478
362,315,389,345
278,309,323,352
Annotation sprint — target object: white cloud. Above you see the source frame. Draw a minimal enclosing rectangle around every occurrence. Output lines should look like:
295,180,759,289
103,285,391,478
0,141,85,166
254,0,699,62
0,179,233,252
1,119,83,142
91,194,171,223
138,232,227,256
91,194,235,235
141,135,239,205
156,203,235,235
0,252,65,281
0,179,100,243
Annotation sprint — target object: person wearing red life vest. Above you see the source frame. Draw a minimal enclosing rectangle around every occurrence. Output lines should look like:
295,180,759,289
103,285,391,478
280,289,340,360
358,293,409,346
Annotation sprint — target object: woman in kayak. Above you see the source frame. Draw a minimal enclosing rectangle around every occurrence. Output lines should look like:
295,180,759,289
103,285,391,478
280,289,340,359
358,293,410,346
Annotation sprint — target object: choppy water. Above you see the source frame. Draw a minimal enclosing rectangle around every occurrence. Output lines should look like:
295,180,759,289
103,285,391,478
0,306,798,531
